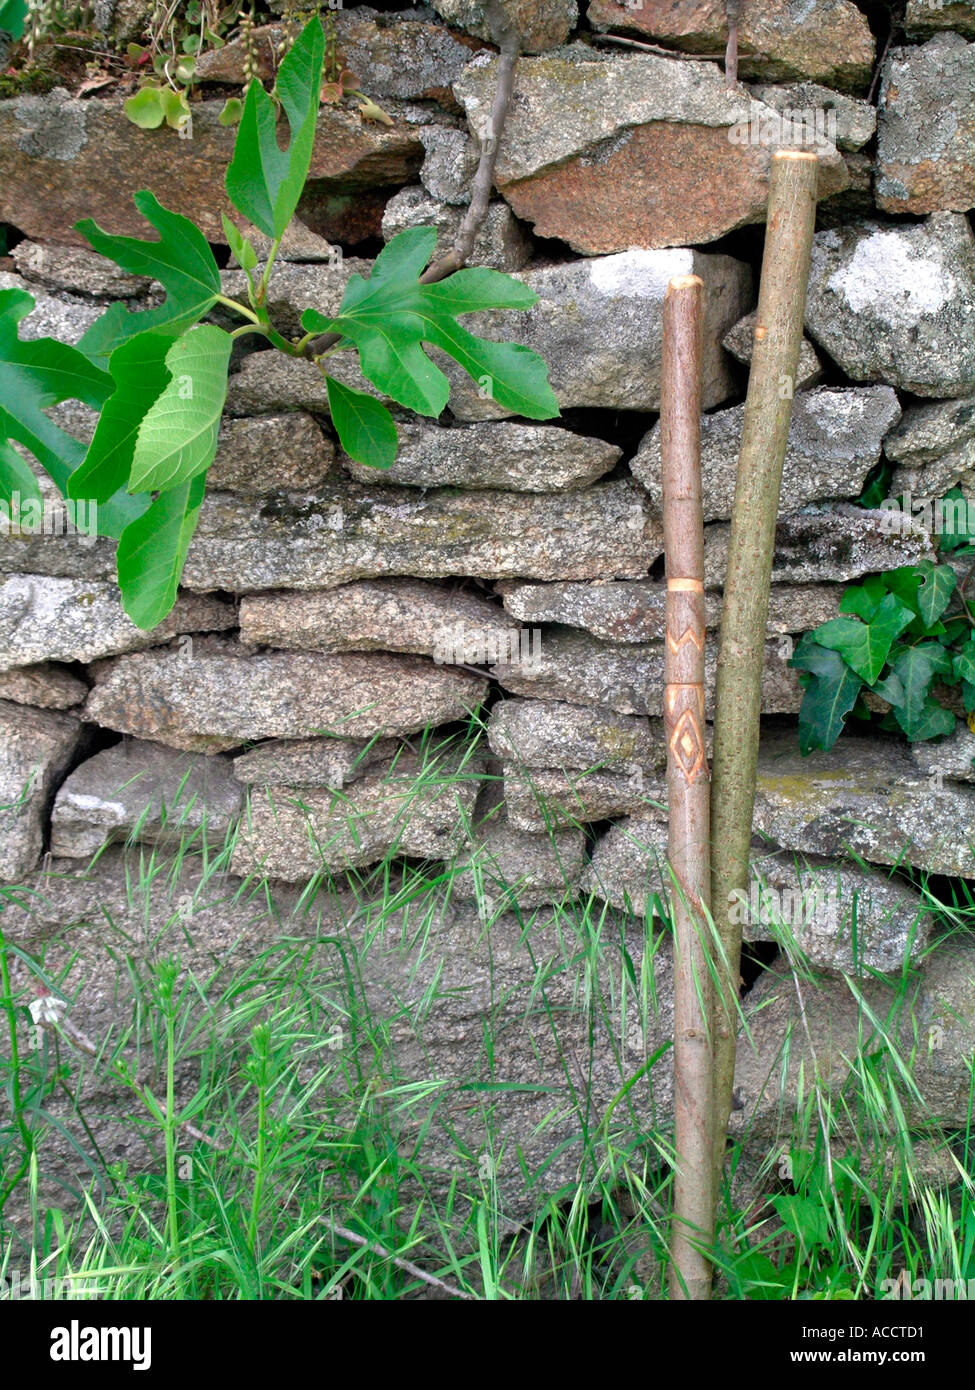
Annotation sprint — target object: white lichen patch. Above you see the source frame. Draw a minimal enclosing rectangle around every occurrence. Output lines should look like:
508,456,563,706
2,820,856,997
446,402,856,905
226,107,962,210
828,231,950,317
589,249,694,301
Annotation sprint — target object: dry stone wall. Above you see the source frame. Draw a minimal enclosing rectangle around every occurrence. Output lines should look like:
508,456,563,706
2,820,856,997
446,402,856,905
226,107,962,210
3,0,975,1224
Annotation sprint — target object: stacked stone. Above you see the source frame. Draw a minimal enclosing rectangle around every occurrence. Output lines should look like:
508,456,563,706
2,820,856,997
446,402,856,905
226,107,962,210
3,0,975,1220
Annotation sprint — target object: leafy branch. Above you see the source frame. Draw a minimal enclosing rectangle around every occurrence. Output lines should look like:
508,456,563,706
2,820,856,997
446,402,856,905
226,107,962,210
0,13,556,631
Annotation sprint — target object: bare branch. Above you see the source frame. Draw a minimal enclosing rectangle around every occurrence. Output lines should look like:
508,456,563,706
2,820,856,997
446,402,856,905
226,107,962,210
303,0,521,359
330,1223,476,1300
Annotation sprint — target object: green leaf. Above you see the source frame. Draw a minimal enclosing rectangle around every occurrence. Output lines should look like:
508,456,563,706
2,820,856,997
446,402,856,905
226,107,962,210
838,573,888,623
76,191,222,367
791,635,864,754
915,560,957,627
224,15,325,239
324,375,397,469
884,643,955,742
0,427,43,511
127,326,232,493
0,287,110,495
221,214,257,273
954,639,975,687
161,86,192,127
0,0,28,40
811,592,914,684
67,330,175,505
884,560,956,629
218,97,243,128
771,1195,830,1250
124,86,167,129
117,472,207,629
302,227,559,420
936,486,975,554
0,290,148,538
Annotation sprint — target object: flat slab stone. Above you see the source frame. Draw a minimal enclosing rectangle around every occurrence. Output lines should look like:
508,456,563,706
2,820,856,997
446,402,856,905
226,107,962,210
454,50,846,253
0,577,235,672
232,736,400,789
490,628,801,717
183,478,661,591
502,761,666,831
84,646,490,752
722,309,822,389
449,799,587,910
734,939,975,1147
582,816,931,975
702,505,934,589
239,579,519,660
230,744,486,879
488,697,661,771
340,420,621,492
208,414,335,495
632,387,900,522
51,741,243,858
497,578,842,642
587,0,874,90
435,248,753,418
0,95,422,245
905,0,975,38
752,729,975,878
0,700,83,880
0,663,87,709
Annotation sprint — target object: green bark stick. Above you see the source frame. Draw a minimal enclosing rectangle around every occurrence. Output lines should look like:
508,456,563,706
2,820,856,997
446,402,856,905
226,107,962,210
709,150,819,1186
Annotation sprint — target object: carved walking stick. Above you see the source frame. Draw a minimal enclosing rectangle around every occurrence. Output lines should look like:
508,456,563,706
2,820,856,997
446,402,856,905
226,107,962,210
661,275,713,1301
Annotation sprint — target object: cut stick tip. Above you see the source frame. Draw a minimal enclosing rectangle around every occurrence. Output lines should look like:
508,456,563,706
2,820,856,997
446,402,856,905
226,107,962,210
666,274,705,295
772,149,819,162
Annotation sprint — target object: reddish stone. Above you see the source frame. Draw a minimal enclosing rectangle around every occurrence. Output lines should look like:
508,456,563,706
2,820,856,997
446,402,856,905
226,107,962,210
0,95,422,246
587,0,875,92
498,122,847,255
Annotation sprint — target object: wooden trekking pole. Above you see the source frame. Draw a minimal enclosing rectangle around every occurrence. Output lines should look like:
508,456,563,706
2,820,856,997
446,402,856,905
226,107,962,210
709,150,819,1187
661,274,713,1302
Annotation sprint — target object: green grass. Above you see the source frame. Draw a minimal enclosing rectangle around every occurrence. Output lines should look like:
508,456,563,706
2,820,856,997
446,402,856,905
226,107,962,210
1,721,974,1301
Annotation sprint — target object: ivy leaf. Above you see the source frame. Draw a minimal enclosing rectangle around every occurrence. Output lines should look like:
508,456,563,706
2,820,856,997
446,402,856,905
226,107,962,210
66,330,174,505
301,227,559,420
884,643,955,742
937,486,975,554
127,326,232,493
791,635,864,754
914,560,957,628
117,472,207,629
811,592,914,684
954,638,975,687
224,15,325,239
884,560,956,630
324,375,397,469
838,573,887,623
76,191,222,367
